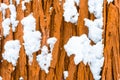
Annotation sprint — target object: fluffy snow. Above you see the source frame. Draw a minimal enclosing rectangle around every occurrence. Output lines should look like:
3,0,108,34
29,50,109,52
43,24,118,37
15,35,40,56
2,18,11,37
107,0,113,4
21,14,41,64
84,18,103,43
9,4,19,32
88,0,103,18
2,40,21,66
63,71,68,80
63,0,79,23
0,76,2,80
37,37,57,73
64,34,104,80
19,77,24,80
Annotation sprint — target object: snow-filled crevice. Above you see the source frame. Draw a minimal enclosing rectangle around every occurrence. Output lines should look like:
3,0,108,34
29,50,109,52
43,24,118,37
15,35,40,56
64,34,104,80
21,13,42,64
2,40,21,66
63,0,80,24
37,37,57,73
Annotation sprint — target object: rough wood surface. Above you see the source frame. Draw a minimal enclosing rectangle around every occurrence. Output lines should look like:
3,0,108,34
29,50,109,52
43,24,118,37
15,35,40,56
0,0,120,80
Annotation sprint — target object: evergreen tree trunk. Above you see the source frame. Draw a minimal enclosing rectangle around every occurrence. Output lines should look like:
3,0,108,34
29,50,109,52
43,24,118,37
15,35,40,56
0,0,120,80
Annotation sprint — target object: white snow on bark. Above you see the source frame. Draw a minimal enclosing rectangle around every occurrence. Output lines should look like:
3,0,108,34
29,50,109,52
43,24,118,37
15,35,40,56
2,40,21,66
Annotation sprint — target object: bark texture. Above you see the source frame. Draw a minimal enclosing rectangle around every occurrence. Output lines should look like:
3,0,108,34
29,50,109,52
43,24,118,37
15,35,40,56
0,0,120,80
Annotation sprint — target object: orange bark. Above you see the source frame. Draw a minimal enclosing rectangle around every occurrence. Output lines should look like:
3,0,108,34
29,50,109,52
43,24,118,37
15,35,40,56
0,0,119,80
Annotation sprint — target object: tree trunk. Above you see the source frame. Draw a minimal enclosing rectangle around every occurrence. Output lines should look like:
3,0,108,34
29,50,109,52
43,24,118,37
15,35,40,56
0,0,120,80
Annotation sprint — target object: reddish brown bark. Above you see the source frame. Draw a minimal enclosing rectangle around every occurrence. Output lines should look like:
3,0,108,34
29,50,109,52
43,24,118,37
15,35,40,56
0,0,120,80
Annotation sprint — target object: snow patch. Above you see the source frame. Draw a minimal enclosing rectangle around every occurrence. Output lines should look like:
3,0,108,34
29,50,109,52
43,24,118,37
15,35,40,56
107,0,113,4
37,37,57,73
84,18,103,43
0,3,8,20
1,4,19,37
21,14,41,64
88,0,103,18
19,77,24,80
0,76,2,80
64,34,104,80
9,4,19,32
2,18,11,37
63,0,80,23
2,40,21,66
47,37,57,53
16,0,20,5
22,0,32,11
63,71,68,80
37,46,52,73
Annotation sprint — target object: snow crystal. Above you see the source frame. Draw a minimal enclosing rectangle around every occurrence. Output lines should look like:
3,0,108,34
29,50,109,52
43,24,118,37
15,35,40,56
21,14,41,64
37,46,52,73
19,77,24,80
9,4,19,32
2,40,21,66
64,34,104,80
63,0,79,24
63,71,68,80
37,37,57,73
107,0,113,4
0,76,2,80
84,18,103,43
88,0,103,18
2,18,11,37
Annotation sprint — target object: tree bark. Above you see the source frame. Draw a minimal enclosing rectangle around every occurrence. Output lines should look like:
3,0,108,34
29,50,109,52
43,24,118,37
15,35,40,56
0,0,120,80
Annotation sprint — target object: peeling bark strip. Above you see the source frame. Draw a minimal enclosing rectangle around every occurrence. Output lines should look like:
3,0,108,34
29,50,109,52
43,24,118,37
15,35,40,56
0,0,119,80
